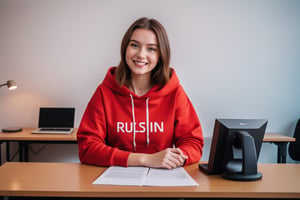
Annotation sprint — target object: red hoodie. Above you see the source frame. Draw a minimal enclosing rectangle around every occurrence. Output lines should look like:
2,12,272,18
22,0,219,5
77,67,204,167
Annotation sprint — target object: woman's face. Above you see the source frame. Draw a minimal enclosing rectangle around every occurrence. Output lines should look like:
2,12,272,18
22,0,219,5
125,28,160,78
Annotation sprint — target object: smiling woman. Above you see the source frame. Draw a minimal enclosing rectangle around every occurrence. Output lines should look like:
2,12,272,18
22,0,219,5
76,17,204,170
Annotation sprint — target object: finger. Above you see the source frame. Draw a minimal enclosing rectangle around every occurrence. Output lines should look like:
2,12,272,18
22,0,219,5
171,148,188,166
175,148,188,159
161,150,182,167
162,148,186,168
162,158,178,169
170,153,185,165
168,152,185,166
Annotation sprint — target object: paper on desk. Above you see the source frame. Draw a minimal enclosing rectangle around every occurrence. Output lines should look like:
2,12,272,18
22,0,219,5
143,167,198,186
93,166,148,186
93,166,198,186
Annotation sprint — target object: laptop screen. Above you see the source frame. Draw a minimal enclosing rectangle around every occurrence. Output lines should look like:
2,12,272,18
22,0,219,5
38,107,75,128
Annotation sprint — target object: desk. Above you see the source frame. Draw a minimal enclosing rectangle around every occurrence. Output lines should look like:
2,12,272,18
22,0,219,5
204,133,295,163
0,129,295,165
263,133,295,163
0,128,77,164
0,162,299,199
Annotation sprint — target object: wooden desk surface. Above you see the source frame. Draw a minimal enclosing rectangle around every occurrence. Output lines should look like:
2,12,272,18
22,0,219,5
263,133,295,142
0,128,77,141
203,132,295,143
0,162,299,198
0,128,295,143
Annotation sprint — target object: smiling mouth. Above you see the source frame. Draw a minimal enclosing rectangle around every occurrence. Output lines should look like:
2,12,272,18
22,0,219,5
134,60,148,66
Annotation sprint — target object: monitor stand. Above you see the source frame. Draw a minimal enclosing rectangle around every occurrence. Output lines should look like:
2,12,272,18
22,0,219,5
223,160,262,181
223,131,262,181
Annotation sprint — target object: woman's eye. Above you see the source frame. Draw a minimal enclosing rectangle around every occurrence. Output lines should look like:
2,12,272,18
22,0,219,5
148,47,157,52
130,43,138,48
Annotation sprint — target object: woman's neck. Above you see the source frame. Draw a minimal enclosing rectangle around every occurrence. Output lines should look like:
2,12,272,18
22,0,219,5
129,74,152,96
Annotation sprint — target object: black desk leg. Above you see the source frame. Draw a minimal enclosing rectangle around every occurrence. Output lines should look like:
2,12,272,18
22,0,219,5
18,142,29,162
0,141,2,166
6,142,10,161
275,142,287,163
19,142,24,162
24,142,29,162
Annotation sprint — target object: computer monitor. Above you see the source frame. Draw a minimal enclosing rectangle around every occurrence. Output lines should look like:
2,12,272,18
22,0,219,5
199,119,268,181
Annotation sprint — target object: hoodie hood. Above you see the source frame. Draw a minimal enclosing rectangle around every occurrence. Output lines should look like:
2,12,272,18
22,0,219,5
102,67,180,99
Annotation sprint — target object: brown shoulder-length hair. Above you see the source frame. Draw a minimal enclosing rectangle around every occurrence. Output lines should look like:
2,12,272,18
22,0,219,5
115,17,171,87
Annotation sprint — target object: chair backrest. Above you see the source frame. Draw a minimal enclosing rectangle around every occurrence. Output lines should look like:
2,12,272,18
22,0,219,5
288,119,300,161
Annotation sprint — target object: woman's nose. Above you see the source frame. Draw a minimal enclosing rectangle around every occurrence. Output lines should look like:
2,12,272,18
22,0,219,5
137,47,146,59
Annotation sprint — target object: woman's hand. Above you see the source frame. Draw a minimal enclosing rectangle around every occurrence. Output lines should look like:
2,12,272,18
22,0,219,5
128,148,188,169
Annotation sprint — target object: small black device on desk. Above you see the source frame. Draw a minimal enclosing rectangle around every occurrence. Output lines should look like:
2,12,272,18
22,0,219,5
2,127,23,133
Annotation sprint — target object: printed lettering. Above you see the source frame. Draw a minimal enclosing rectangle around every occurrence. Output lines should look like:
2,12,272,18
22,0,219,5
154,122,163,132
136,122,146,133
117,122,124,133
116,122,164,133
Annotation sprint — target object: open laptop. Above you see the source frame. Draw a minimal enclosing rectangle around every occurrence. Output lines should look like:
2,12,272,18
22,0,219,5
32,107,75,134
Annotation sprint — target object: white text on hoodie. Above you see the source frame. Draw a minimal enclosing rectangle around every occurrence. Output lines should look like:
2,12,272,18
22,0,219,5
117,122,164,133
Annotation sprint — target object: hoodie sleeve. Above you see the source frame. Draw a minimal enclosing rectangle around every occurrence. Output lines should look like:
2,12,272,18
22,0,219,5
77,86,130,167
174,86,204,165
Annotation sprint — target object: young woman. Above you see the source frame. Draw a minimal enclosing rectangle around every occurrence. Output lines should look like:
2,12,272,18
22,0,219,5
77,17,204,169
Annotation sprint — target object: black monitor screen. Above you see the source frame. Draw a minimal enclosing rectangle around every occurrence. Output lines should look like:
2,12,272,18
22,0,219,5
200,119,268,177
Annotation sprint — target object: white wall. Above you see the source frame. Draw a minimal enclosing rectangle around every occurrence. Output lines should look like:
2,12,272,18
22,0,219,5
1,0,300,163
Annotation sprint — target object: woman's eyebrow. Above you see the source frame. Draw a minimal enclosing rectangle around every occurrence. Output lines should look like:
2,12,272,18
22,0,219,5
129,39,158,46
129,39,140,44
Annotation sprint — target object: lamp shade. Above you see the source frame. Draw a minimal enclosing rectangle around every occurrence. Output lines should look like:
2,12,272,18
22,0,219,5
0,80,18,90
7,80,17,90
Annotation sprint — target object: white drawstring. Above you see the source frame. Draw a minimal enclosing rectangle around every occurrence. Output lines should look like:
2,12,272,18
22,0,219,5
129,94,136,150
146,97,150,147
129,94,150,150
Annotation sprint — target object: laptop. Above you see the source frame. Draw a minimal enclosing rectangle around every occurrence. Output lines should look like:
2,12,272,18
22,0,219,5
32,107,75,134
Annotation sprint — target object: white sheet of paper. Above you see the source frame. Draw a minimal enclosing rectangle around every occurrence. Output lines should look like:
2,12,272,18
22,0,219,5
93,166,149,186
143,167,198,186
93,166,198,186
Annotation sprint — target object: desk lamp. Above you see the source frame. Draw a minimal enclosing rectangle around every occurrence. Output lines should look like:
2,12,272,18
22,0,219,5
0,80,18,90
1,80,22,132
